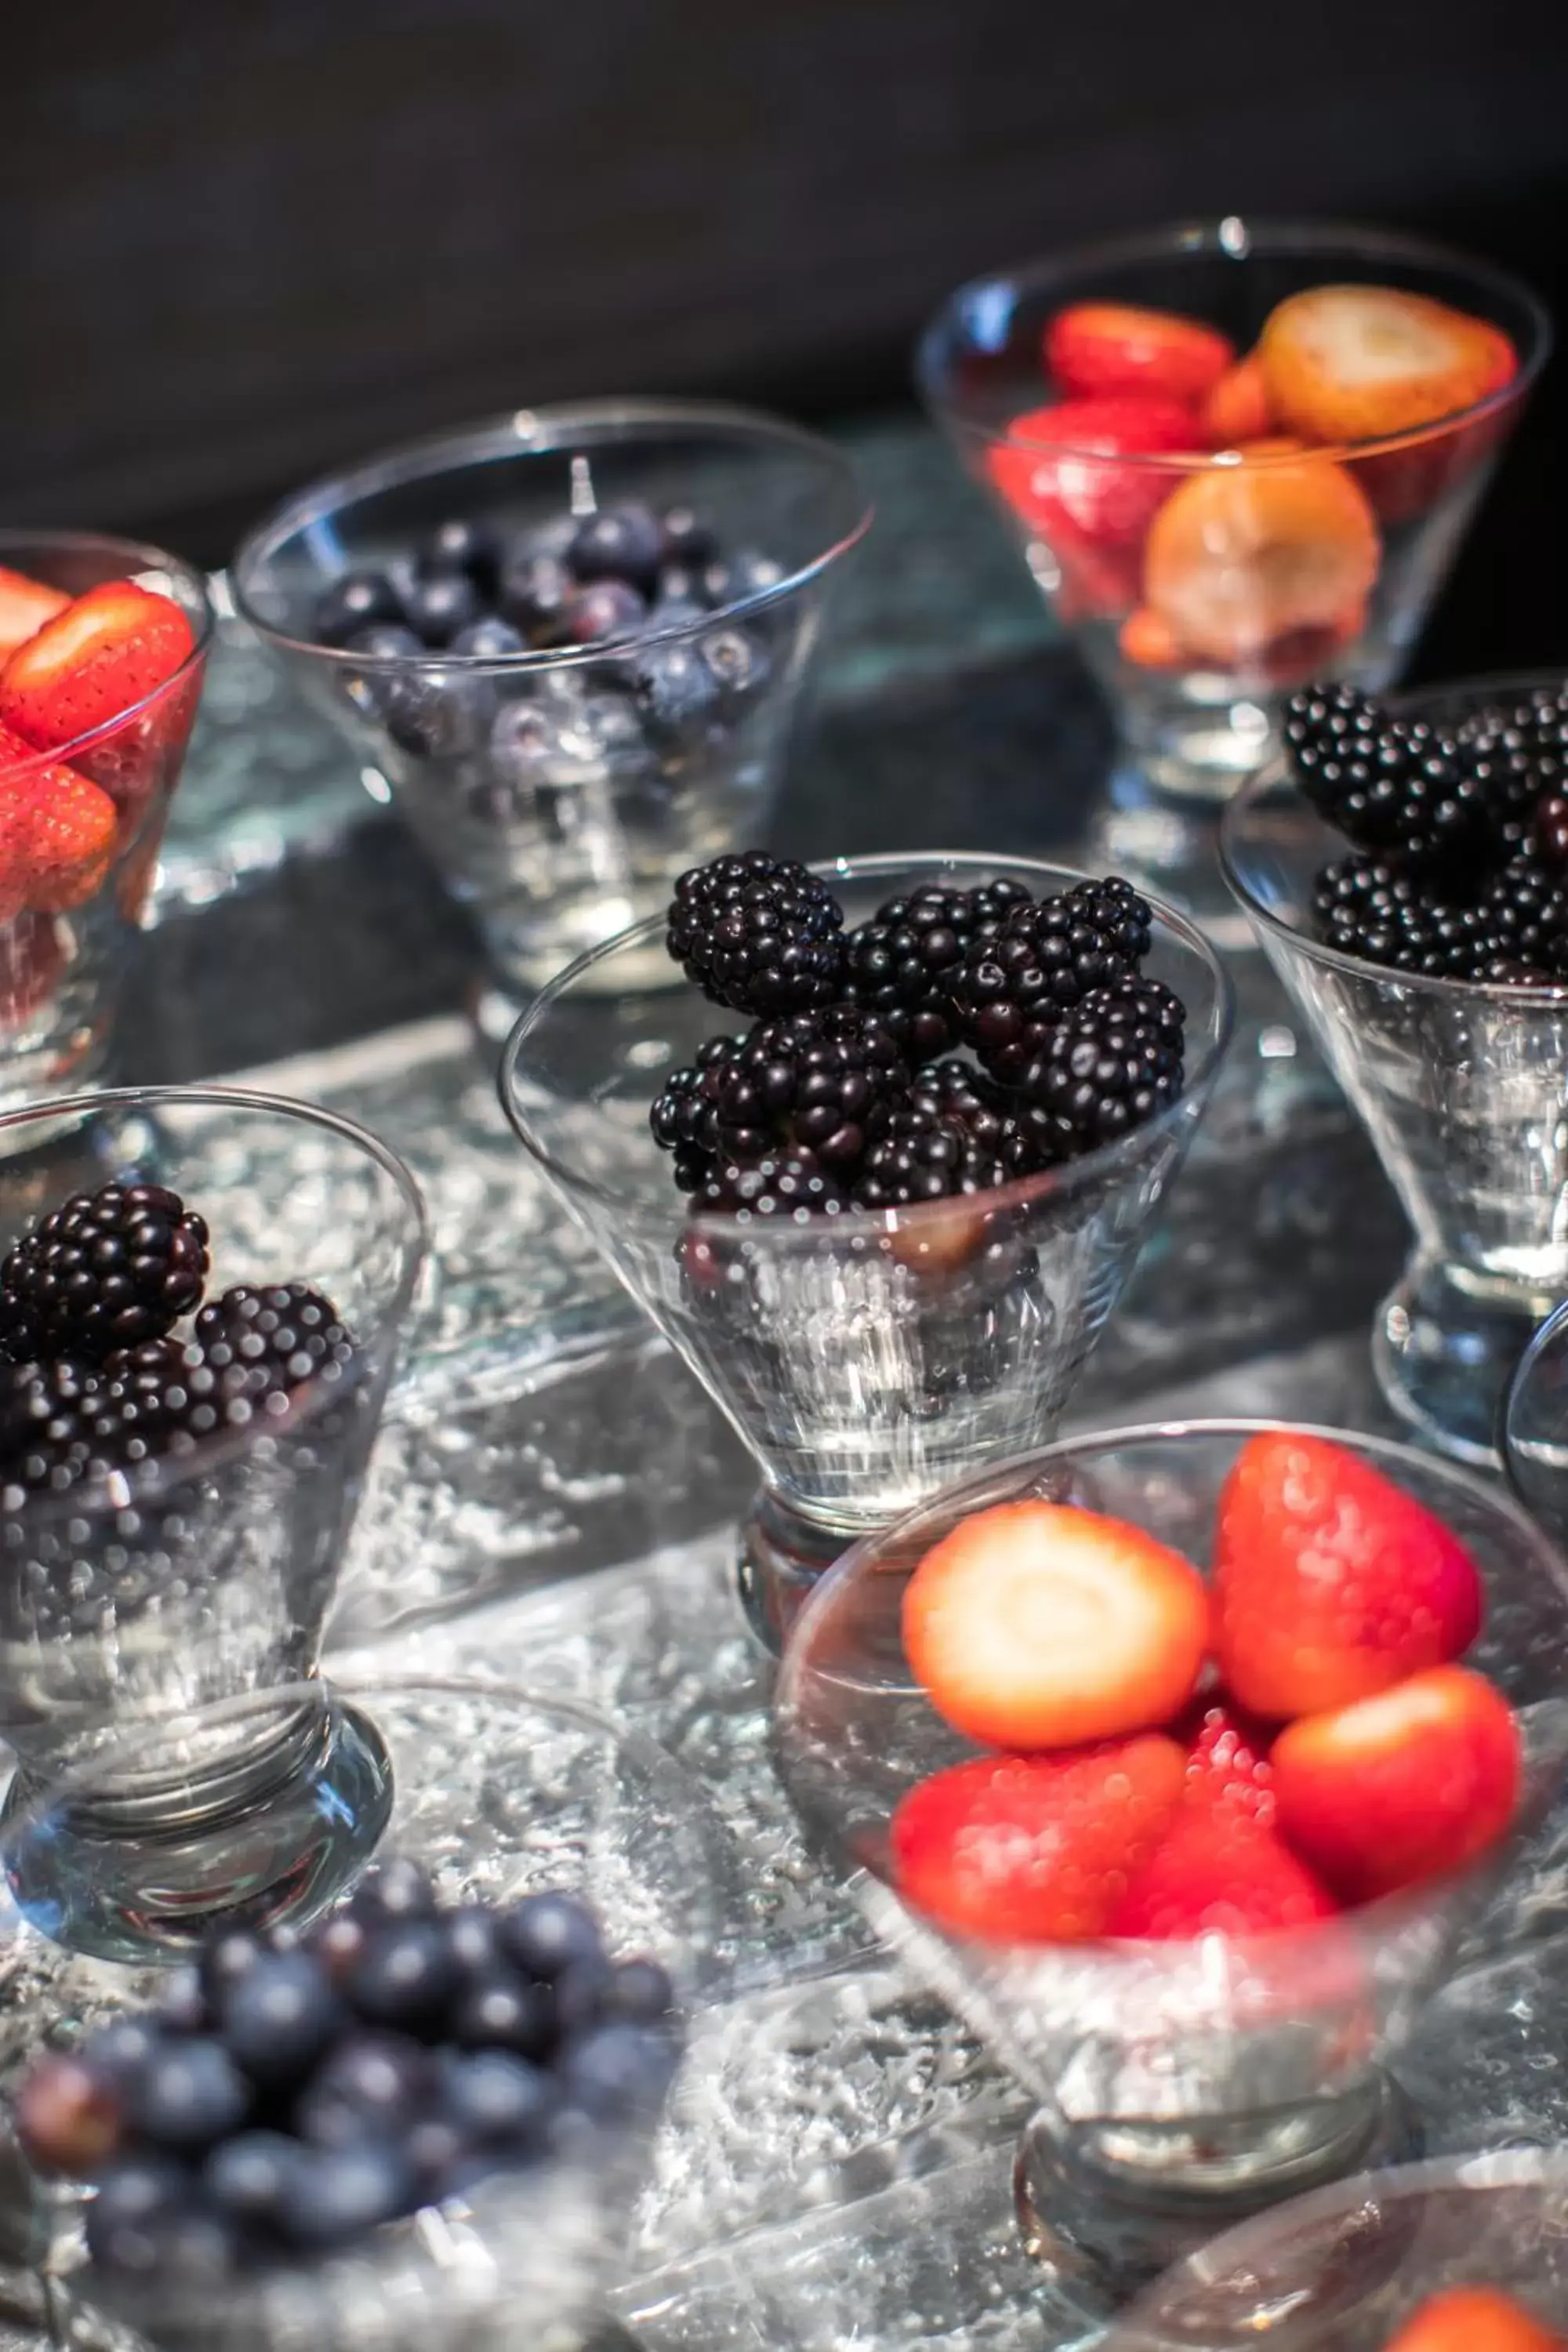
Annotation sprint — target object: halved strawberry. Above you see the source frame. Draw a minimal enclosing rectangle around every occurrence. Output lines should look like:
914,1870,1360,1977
1143,455,1380,668
0,724,118,916
1213,1433,1484,1719
902,1499,1209,1751
1200,352,1275,445
1384,2286,1566,2352
1045,303,1235,406
1273,1664,1520,1903
0,582,196,754
890,1737,1185,1943
0,568,68,660
987,394,1206,617
1175,1699,1276,1826
1109,1801,1338,1938
1259,285,1518,445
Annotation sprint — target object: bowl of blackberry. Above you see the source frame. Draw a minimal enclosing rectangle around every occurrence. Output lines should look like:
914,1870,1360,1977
232,401,872,995
1221,674,1568,1463
500,850,1232,1646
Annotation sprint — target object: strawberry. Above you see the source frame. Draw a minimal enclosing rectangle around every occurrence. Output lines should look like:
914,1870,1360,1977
986,394,1206,618
0,582,196,754
1200,352,1275,445
1045,303,1235,407
890,1737,1185,1943
1212,1432,1484,1719
1383,2285,1566,2352
1176,1699,1276,1826
1272,1664,1521,1903
1109,1802,1338,1938
0,567,67,660
0,724,118,916
1142,454,1380,669
902,1499,1209,1751
1259,285,1517,445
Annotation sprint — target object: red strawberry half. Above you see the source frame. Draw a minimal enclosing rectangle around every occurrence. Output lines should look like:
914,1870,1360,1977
0,582,196,755
986,393,1205,617
1109,1801,1338,1939
1385,2286,1566,2352
0,724,119,916
902,1498,1210,1751
891,1737,1185,1944
1213,1432,1483,1719
0,568,68,661
1175,1699,1277,1827
1045,303,1235,407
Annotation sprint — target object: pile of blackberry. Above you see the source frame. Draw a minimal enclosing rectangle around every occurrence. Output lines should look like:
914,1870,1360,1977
18,1861,678,2281
648,855,1188,1221
1288,681,1568,983
0,1181,357,1507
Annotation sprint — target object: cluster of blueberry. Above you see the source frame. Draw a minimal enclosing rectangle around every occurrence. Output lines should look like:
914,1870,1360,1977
18,1860,679,2281
309,503,781,793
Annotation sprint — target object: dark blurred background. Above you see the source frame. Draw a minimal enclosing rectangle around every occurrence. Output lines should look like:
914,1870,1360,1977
6,0,1568,677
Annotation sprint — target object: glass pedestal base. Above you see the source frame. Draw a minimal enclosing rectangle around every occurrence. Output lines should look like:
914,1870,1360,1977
735,1491,857,1655
1374,1254,1548,1469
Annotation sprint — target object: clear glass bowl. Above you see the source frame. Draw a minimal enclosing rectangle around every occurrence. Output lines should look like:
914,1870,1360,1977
919,221,1548,811
4,1674,728,2352
231,401,872,993
773,1421,1568,2318
1502,1295,1568,1552
0,532,212,1109
1101,2149,1568,2347
497,853,1232,1647
1221,671,1568,1465
0,1087,428,1950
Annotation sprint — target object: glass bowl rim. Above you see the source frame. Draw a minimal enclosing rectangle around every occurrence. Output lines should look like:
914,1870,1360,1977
1220,670,1568,1008
775,1413,1568,1955
0,528,215,782
495,850,1236,1241
0,1082,431,1529
916,214,1553,469
230,397,876,677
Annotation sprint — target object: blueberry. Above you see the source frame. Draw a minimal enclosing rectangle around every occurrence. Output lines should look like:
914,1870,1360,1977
419,517,502,594
405,2113,469,2195
348,1922,459,2033
655,562,708,608
573,691,652,770
499,1892,603,1981
561,2022,674,2120
313,571,405,647
485,701,572,805
84,2158,188,2273
554,579,646,647
154,1969,209,2036
648,593,708,632
403,568,482,648
295,2032,434,2148
567,503,664,593
660,506,720,568
450,616,525,660
91,2189,238,2284
441,2050,551,2147
79,2017,160,2095
553,1953,614,2038
701,624,770,702
127,2038,250,2154
497,550,573,641
383,671,489,759
701,550,786,608
220,1952,343,2087
275,2143,417,2252
198,1929,270,2008
16,2053,123,2175
633,641,720,736
443,1903,503,1981
345,622,424,662
449,1972,557,2061
350,1858,439,1926
202,2130,304,2230
607,1958,675,2024
306,1911,370,1986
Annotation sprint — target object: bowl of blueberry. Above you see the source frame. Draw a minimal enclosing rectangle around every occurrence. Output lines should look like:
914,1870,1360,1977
1221,673,1568,1465
8,1671,719,2352
231,401,872,993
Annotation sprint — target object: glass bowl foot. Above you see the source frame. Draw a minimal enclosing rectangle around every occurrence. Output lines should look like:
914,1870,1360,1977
3,1682,394,1963
1374,1255,1546,1468
1012,2075,1421,2324
735,1490,856,1654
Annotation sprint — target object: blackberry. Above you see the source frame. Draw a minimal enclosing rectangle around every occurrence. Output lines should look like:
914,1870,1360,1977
1311,854,1527,981
0,1356,105,1499
0,1184,209,1363
688,1156,850,1221
1013,975,1187,1154
648,1033,742,1190
1477,855,1568,981
1454,684,1568,850
665,851,845,1018
706,1004,909,1174
840,880,1033,1062
1283,684,1489,873
949,880,1153,1086
192,1285,357,1399
854,1109,1004,1207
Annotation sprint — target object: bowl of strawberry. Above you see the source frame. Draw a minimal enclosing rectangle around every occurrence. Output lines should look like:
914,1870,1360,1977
232,401,870,995
775,1419,1568,2312
0,533,211,1106
1222,672,1568,1467
919,220,1547,812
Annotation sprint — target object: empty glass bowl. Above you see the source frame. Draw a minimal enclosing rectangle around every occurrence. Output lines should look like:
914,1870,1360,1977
774,1421,1568,2318
498,854,1232,1647
231,401,872,993
1222,674,1568,1465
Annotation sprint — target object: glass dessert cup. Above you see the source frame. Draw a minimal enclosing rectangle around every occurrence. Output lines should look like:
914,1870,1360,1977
1502,1295,1568,1552
918,221,1548,927
2,1674,724,2352
0,532,212,1109
1222,675,1568,1466
497,853,1233,1652
772,1421,1568,2321
0,1087,428,1955
1100,2149,1568,2348
231,401,872,998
